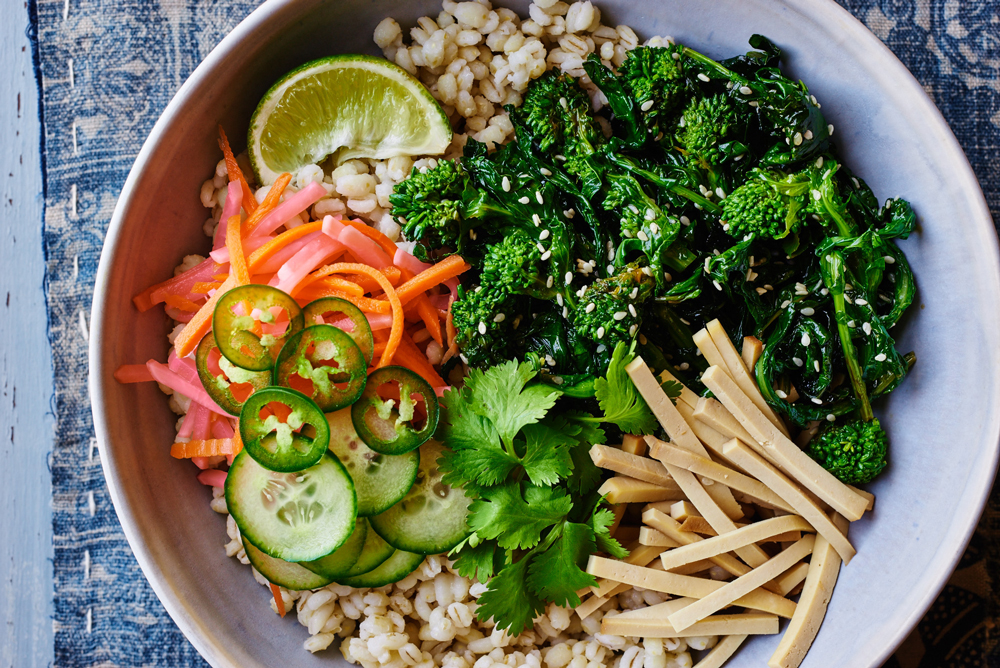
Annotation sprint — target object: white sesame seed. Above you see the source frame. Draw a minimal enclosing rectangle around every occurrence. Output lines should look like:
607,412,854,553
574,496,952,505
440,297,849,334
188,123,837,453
680,216,691,226
556,293,564,307
800,307,815,316
460,354,469,364
697,73,710,82
739,85,753,95
597,327,605,339
559,96,568,110
478,322,487,335
844,295,853,304
560,272,571,286
518,196,530,204
804,130,814,140
585,302,596,313
641,267,653,276
546,275,554,288
613,311,627,321
622,228,633,239
555,154,567,162
541,250,551,260
715,187,726,199
776,390,788,399
539,229,550,240
862,322,872,335
644,208,656,221
679,362,690,371
637,231,649,242
848,320,856,328
722,224,730,232
811,189,822,201
704,257,712,273
502,176,511,192
756,287,768,295
628,304,637,317
629,287,639,300
820,288,829,296
607,264,615,274
650,223,660,235
814,360,821,373
855,298,868,306
680,318,691,326
664,273,672,282
884,255,896,264
532,213,542,227
811,397,823,405
552,376,563,385
640,99,654,112
536,191,544,204
875,353,887,362
536,242,546,253
494,313,506,323
475,286,482,293
469,230,476,239
576,287,587,298
629,324,637,337
826,414,836,422
540,168,552,176
713,280,722,291
793,357,804,367
596,344,606,353
749,100,759,107
828,124,834,135
801,333,811,346
781,300,792,309
629,204,640,215
563,209,575,219
815,157,824,168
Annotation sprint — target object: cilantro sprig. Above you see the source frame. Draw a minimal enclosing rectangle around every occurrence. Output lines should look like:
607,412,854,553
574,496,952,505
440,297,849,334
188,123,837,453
439,358,630,635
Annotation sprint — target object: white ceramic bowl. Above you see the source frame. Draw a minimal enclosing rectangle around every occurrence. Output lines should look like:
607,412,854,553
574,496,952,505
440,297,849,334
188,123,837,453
90,0,1000,665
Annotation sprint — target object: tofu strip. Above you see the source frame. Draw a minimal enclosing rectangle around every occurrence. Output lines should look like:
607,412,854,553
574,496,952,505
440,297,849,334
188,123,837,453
774,562,811,597
575,594,609,620
668,535,815,632
622,434,647,456
721,439,856,563
643,509,752,579
602,610,780,639
742,335,764,374
768,514,850,668
702,366,869,521
626,358,743,519
705,319,789,437
693,633,749,668
599,476,683,504
693,396,759,454
589,444,673,487
590,543,663,597
648,438,796,514
639,527,680,548
658,515,813,571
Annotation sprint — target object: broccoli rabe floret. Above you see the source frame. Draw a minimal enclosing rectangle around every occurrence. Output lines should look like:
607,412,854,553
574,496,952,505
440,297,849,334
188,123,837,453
450,283,524,367
619,45,692,134
479,231,555,300
390,160,470,259
509,71,602,162
805,418,888,484
675,94,744,167
721,170,808,240
603,172,669,240
573,263,655,347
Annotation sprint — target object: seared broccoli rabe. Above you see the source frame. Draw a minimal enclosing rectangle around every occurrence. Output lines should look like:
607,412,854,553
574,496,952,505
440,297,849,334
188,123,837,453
450,282,524,368
509,71,602,163
675,94,746,168
618,43,691,135
721,170,808,240
574,263,655,347
480,231,557,301
806,418,888,484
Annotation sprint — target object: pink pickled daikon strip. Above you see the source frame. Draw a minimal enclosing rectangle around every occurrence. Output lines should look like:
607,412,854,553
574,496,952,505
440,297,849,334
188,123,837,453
430,294,450,311
210,233,271,264
260,305,290,337
272,234,345,295
394,248,431,274
339,225,392,269
146,360,229,417
164,307,194,323
212,418,235,439
250,181,326,237
150,257,227,306
365,314,394,330
197,469,228,487
253,231,322,274
322,214,346,238
214,182,244,250
168,350,200,385
186,402,212,441
192,456,226,470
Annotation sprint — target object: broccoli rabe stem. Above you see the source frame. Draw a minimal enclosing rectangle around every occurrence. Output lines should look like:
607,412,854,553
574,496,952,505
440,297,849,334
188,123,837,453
603,152,722,214
821,250,873,421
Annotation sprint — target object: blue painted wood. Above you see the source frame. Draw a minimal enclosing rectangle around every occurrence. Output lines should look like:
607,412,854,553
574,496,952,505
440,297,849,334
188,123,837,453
0,4,55,668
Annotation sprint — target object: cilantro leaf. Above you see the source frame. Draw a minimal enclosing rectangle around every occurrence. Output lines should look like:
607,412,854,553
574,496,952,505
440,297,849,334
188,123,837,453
476,551,546,636
562,411,605,496
468,482,572,550
521,421,576,487
439,388,519,490
466,360,562,446
589,504,630,559
660,379,683,404
526,522,597,607
594,342,658,434
451,537,503,583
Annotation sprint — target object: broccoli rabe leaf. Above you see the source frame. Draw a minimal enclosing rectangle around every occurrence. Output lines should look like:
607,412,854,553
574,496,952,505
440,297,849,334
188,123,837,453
593,342,658,434
466,359,563,447
467,482,573,550
476,551,547,635
525,522,597,607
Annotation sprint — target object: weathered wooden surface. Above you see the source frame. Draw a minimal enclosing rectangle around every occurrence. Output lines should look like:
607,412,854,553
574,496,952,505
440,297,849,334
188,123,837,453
0,4,55,667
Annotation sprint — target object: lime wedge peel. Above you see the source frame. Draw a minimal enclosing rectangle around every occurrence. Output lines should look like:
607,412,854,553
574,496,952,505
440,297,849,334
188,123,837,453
249,55,453,185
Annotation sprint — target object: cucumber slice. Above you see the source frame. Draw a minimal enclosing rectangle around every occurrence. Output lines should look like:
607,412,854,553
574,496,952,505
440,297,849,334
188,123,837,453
327,408,420,516
338,549,425,588
302,518,369,580
243,538,332,591
368,440,472,555
226,450,357,562
340,523,396,579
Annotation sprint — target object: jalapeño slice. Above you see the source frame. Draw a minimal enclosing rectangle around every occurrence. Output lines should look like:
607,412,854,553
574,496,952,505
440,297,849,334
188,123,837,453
301,297,375,365
273,325,367,412
195,331,271,415
213,285,304,371
239,386,330,472
351,366,439,455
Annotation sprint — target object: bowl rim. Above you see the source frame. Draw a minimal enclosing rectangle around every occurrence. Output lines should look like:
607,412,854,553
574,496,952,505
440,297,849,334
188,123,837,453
89,0,1000,666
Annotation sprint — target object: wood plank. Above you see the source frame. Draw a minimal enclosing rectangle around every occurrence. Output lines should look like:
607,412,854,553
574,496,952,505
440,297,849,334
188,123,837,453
703,366,869,521
721,439,856,563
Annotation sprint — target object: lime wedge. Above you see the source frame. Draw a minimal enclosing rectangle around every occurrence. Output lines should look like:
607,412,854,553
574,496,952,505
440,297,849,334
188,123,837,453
249,55,452,185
